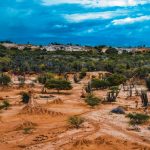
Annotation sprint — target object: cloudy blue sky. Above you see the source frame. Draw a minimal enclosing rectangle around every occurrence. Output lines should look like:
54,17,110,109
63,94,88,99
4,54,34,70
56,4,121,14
0,0,150,46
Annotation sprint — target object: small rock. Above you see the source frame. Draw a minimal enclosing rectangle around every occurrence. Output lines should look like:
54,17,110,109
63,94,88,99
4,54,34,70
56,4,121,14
111,106,125,114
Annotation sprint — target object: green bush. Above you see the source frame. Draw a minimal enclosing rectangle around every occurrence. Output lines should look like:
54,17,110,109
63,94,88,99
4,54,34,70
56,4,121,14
23,127,32,134
0,100,10,110
127,113,150,125
38,75,47,84
79,68,87,79
106,74,126,86
135,67,150,79
85,94,100,107
38,73,54,84
22,92,30,104
0,74,11,86
91,79,109,89
68,116,84,129
45,79,72,93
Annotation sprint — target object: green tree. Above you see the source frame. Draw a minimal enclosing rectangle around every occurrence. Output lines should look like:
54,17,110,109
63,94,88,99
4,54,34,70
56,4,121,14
91,79,109,89
38,73,54,93
135,67,150,79
107,74,126,86
45,79,72,93
0,74,11,86
79,68,87,79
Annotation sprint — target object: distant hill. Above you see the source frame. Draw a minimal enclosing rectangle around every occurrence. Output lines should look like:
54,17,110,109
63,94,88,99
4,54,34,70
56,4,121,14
1,42,150,53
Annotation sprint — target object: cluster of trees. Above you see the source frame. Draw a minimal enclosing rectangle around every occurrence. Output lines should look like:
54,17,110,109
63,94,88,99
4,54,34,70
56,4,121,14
91,74,126,90
45,79,72,93
1,44,150,80
38,73,72,93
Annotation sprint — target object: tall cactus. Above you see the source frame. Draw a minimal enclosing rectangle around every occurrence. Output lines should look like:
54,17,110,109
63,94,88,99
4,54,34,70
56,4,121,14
140,91,149,107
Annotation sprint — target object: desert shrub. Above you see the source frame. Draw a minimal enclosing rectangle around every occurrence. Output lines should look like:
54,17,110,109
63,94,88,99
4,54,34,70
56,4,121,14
0,74,11,86
0,100,10,110
68,116,84,129
38,73,54,84
127,113,150,125
45,79,72,93
85,94,101,107
22,92,31,104
91,79,109,89
79,68,87,79
106,73,126,86
23,127,32,134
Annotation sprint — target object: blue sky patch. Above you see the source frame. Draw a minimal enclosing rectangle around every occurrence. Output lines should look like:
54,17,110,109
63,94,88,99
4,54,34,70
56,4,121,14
0,0,150,46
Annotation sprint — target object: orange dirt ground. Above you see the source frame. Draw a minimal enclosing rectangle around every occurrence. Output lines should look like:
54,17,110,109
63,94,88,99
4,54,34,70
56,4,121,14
0,72,150,150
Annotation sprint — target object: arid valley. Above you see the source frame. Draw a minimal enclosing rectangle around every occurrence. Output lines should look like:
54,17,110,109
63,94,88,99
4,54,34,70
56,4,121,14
0,71,150,150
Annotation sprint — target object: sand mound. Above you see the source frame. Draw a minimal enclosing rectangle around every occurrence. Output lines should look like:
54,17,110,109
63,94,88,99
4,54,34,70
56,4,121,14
33,135,49,142
20,106,64,116
16,121,37,130
94,137,105,145
49,98,63,104
0,97,4,100
73,138,92,147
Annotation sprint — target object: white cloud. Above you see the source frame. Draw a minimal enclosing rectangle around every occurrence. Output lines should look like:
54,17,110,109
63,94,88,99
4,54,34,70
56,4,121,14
64,10,128,23
87,28,94,33
42,0,150,7
53,24,68,28
112,16,150,25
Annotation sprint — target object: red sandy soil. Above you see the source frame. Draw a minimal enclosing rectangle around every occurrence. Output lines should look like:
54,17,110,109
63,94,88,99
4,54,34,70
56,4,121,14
0,72,150,150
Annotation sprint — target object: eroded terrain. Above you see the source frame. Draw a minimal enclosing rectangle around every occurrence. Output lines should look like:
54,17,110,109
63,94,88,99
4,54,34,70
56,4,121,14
0,72,150,150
